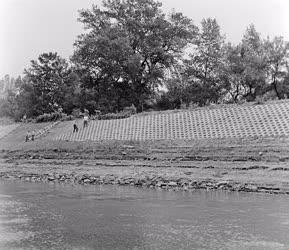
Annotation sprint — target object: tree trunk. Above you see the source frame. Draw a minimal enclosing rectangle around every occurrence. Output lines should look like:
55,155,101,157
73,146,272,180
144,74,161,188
272,77,281,99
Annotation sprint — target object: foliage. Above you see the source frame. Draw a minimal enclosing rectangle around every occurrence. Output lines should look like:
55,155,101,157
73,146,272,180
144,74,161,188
239,25,267,101
35,112,64,123
72,108,83,118
1,4,289,118
263,36,289,99
90,105,137,120
24,52,80,115
154,92,177,110
123,104,137,114
72,0,197,111
155,22,289,107
182,18,227,106
97,111,132,120
0,75,17,98
0,90,19,120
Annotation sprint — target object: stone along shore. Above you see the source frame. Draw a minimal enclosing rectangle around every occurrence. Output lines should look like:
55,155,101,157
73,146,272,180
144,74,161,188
0,171,286,195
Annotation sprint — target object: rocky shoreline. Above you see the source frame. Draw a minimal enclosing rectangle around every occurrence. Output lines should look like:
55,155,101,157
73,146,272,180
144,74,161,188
0,171,287,195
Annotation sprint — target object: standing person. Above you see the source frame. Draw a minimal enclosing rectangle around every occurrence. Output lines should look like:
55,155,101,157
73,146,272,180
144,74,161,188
23,114,27,123
25,130,30,142
83,115,88,128
73,120,78,133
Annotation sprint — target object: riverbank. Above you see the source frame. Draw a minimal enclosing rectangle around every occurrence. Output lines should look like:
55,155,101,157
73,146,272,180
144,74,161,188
1,100,289,194
1,136,289,195
1,128,289,195
1,168,287,195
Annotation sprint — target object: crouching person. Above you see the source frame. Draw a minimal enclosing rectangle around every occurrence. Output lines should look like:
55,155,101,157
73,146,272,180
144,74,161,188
31,131,35,141
25,130,30,142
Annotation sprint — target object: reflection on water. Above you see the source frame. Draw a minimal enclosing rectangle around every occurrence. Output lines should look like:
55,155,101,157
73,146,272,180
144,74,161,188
0,180,289,249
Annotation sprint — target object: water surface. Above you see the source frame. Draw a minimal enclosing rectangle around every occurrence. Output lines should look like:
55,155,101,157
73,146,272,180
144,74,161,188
0,180,289,249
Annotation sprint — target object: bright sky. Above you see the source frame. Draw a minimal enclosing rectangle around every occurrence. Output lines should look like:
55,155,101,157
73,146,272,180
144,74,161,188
0,0,289,77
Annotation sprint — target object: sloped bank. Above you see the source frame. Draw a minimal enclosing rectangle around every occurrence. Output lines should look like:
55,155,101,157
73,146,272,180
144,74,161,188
0,171,287,195
51,100,289,141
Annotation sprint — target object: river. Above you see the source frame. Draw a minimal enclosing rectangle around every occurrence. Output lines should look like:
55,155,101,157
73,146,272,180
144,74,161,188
0,180,289,249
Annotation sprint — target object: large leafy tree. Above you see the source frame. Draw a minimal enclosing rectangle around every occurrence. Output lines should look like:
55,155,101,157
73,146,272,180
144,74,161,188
239,24,267,101
221,25,270,103
72,0,197,112
184,18,226,106
221,43,245,103
24,52,79,115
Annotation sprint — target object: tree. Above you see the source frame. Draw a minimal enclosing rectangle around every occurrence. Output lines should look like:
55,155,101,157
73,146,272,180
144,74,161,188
0,90,18,118
264,36,289,99
0,75,21,120
184,18,226,106
0,76,46,120
0,75,16,98
282,66,289,97
220,25,269,103
240,24,267,101
14,78,39,119
72,0,197,112
161,63,194,109
24,52,79,115
221,43,247,103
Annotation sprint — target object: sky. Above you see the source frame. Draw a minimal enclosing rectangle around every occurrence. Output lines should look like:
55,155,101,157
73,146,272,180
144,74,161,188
0,0,289,77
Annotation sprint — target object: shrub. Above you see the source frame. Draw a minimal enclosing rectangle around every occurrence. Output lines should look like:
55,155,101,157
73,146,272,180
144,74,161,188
60,114,73,121
123,104,137,114
95,105,136,120
98,111,132,120
35,112,64,123
255,96,265,105
72,108,82,118
83,108,89,115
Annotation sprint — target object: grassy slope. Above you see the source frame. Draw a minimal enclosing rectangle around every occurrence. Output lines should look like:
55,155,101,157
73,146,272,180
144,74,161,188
0,122,53,150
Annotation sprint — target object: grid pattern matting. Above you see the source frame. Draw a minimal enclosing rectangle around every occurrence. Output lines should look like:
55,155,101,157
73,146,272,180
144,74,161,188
53,101,289,141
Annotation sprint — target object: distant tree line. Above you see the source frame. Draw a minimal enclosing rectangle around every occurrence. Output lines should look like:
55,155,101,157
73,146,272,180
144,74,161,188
1,0,289,121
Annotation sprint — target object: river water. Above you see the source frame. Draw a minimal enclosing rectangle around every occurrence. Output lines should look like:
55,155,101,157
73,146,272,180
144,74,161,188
0,180,289,250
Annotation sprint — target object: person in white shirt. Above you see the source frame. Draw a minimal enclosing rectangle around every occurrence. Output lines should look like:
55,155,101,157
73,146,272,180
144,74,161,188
83,115,89,128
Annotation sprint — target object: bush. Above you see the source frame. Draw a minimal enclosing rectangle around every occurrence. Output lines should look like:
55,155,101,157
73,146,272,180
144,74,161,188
123,104,137,114
92,105,136,120
60,113,73,121
35,112,64,123
72,108,82,118
98,111,132,120
255,96,265,105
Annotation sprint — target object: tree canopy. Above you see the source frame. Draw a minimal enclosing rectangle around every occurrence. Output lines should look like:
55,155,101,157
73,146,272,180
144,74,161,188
1,0,289,120
72,0,197,112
